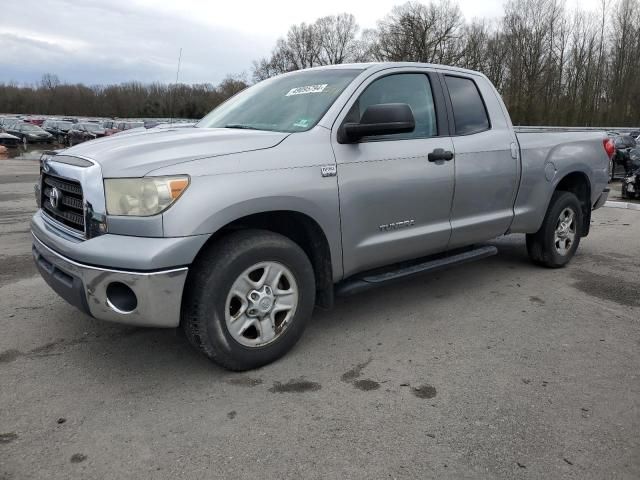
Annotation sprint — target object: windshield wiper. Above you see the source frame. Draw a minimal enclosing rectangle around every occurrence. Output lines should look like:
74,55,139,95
224,124,263,130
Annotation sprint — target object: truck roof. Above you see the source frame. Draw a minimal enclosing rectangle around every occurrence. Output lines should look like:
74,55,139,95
301,62,486,78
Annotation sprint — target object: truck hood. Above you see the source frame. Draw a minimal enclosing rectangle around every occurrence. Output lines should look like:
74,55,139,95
62,127,289,177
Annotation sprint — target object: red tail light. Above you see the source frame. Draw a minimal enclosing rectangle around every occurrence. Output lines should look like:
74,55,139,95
603,138,615,158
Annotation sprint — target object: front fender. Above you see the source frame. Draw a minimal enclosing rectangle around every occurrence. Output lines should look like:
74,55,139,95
162,167,343,280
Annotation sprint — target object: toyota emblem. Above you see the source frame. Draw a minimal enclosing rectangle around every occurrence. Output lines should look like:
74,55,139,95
50,187,61,209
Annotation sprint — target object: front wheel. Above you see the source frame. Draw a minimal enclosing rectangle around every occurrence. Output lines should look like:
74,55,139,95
526,191,583,268
182,229,316,371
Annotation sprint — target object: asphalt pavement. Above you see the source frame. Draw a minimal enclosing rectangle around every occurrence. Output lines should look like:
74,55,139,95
1,158,639,479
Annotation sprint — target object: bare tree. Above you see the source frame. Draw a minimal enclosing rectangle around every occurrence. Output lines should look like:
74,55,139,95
371,1,464,64
316,14,360,65
40,73,61,90
252,14,362,81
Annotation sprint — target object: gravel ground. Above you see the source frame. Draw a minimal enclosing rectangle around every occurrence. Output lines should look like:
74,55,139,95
0,158,639,480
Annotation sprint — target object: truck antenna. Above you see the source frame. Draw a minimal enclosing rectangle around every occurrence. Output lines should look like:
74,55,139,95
169,48,182,125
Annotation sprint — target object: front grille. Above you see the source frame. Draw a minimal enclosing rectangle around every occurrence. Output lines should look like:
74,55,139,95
41,173,85,234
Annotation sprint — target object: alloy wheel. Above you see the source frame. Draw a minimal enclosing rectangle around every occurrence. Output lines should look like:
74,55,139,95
224,261,299,347
554,207,576,255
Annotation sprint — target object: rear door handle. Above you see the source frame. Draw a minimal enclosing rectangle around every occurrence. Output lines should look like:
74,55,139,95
428,148,454,162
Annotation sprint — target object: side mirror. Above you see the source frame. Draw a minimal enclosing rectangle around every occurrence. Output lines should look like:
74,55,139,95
340,103,415,143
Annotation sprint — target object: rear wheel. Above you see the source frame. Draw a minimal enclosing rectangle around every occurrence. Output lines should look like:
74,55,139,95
182,229,315,371
526,191,583,268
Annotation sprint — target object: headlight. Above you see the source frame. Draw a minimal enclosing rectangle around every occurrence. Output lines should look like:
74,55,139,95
104,176,190,216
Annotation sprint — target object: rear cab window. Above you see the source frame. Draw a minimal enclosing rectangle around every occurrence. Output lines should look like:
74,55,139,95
444,75,490,135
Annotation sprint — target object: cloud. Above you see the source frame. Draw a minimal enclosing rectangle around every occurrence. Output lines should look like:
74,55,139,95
4,0,604,86
0,0,274,85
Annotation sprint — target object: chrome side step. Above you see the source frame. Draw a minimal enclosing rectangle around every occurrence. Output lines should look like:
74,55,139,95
335,245,498,296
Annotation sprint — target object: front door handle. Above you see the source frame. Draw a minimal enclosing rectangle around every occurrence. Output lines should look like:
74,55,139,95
428,148,454,162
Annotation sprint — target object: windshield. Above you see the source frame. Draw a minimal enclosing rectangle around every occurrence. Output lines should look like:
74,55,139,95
57,121,72,129
197,69,361,133
22,124,41,131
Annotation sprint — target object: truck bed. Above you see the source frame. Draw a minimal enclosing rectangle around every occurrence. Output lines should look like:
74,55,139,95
509,129,609,233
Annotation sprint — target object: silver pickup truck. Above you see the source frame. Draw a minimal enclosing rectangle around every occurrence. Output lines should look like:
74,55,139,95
32,62,612,370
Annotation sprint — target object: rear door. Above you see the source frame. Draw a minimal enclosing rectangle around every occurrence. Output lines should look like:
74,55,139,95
332,69,455,277
440,72,519,248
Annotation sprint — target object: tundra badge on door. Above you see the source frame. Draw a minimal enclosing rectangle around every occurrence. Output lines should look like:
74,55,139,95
379,219,415,231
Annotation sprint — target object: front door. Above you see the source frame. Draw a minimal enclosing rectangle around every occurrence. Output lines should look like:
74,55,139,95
332,71,455,278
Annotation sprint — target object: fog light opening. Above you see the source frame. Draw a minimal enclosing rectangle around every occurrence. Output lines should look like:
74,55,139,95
106,282,138,314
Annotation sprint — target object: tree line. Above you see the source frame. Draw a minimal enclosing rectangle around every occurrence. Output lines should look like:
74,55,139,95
0,74,248,120
255,0,640,126
1,0,639,126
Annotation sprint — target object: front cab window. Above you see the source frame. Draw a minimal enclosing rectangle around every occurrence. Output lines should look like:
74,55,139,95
344,73,438,141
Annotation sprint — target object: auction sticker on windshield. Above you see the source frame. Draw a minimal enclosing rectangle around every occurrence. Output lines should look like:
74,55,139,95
293,118,310,128
286,84,328,96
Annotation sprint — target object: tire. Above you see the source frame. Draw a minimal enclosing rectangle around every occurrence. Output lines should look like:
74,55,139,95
526,191,583,268
182,229,316,371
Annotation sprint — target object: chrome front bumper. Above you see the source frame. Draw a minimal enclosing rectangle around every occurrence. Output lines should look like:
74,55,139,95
32,233,188,328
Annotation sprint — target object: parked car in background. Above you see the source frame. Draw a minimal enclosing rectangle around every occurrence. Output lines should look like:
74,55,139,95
5,122,53,145
0,132,21,148
0,117,23,130
107,120,144,135
126,121,143,129
103,120,120,135
41,120,74,144
621,148,640,199
113,121,144,134
67,122,106,146
611,135,637,179
25,117,45,126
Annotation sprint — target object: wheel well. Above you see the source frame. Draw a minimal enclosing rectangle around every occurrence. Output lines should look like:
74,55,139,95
197,211,334,309
555,172,591,236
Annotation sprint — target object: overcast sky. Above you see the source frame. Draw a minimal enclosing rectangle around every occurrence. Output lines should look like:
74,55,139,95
1,0,605,86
